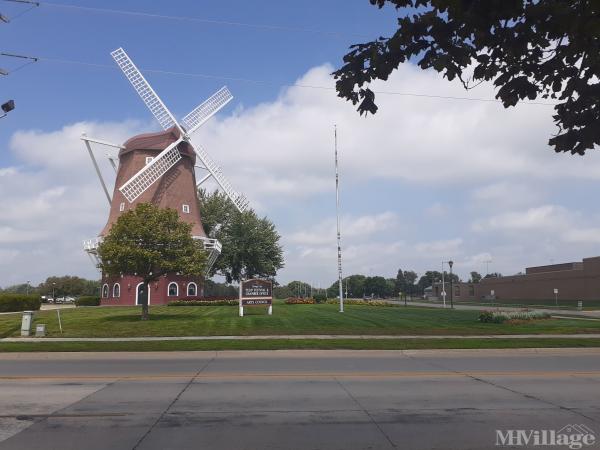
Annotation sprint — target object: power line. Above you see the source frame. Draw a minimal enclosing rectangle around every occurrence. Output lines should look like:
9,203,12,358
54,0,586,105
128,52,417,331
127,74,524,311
0,51,38,75
2,0,359,38
11,54,557,106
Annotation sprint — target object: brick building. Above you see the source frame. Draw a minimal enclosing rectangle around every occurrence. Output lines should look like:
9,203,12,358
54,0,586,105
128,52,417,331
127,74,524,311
431,256,600,303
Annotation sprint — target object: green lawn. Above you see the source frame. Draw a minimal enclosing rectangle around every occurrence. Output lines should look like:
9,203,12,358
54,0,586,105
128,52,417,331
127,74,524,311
2,338,600,352
3,303,600,338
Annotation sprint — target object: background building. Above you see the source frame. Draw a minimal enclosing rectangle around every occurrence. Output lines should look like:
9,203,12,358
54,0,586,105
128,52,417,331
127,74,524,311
431,257,600,303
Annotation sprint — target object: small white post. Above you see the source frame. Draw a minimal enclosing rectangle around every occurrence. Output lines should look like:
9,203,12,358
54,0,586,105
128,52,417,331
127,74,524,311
268,305,272,315
57,309,63,334
239,282,244,317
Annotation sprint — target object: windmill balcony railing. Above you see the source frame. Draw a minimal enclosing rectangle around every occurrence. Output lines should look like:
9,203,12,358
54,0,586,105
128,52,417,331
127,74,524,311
83,237,103,252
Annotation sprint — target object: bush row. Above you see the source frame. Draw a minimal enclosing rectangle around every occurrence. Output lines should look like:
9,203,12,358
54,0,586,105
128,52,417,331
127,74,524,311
168,299,238,306
479,309,551,323
75,296,101,306
0,294,41,312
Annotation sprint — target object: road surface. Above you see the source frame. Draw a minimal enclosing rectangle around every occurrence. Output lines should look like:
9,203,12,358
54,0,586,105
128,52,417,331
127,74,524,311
1,349,599,449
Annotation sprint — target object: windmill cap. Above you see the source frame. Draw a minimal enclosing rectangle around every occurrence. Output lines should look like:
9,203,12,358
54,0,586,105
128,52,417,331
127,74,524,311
120,126,195,160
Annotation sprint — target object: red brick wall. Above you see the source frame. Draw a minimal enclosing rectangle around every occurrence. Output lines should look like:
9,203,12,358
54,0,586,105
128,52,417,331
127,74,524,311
100,274,204,306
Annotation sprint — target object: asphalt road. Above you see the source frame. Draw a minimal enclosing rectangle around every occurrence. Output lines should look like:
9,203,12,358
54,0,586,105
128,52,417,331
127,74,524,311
1,349,599,450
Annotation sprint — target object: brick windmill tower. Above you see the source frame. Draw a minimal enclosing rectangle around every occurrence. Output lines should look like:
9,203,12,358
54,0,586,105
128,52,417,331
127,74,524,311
82,48,248,306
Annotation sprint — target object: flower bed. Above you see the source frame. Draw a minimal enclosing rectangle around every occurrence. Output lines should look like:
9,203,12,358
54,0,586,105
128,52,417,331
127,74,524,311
479,309,551,323
326,299,397,307
168,298,238,306
285,297,315,304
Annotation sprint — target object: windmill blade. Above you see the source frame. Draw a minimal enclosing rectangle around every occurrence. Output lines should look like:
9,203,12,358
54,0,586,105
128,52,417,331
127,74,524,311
181,86,233,135
191,142,248,213
111,48,182,133
119,137,184,203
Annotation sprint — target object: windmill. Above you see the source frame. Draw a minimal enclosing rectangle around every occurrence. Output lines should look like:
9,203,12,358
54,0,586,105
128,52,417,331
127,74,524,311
82,47,246,305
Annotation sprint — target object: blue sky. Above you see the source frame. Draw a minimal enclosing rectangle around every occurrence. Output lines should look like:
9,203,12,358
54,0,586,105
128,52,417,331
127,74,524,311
2,0,600,288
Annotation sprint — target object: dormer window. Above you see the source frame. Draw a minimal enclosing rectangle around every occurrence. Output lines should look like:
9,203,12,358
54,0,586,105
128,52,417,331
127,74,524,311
145,157,153,165
182,204,190,214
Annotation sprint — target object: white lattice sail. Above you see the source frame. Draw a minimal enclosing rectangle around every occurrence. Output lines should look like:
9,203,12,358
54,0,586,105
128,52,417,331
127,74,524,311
111,48,179,132
119,138,183,203
193,144,248,213
181,87,233,134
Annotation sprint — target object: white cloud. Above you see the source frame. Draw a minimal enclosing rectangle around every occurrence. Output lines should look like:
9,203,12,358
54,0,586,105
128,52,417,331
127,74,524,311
414,238,463,257
471,205,572,233
288,211,398,246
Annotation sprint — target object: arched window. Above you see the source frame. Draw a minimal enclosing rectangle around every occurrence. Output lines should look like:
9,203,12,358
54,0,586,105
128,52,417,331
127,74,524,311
168,282,178,297
113,283,121,298
187,282,197,296
102,283,109,298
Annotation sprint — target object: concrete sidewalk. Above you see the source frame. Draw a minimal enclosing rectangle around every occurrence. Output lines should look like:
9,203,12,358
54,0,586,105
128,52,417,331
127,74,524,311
4,333,600,342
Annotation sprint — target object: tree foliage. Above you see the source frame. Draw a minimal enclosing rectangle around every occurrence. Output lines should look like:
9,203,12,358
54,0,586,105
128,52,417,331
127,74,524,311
469,271,483,283
98,203,206,318
333,0,600,155
198,189,284,283
417,270,460,293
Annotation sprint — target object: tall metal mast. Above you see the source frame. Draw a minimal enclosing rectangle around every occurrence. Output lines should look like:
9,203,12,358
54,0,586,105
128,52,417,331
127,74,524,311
334,125,344,313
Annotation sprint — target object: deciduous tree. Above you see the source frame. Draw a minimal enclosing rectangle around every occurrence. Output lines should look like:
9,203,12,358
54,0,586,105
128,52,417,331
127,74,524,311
198,189,284,283
334,0,600,155
98,203,206,319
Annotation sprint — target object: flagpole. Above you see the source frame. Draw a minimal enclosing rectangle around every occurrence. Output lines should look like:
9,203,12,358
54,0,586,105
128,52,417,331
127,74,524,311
335,125,344,313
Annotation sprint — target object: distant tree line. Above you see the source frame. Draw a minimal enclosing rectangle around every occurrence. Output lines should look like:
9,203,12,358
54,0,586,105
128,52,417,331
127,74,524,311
0,276,100,297
274,268,490,299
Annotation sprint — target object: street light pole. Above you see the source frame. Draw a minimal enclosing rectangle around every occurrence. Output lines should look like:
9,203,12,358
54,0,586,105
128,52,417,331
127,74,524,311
441,262,446,308
448,260,454,309
52,282,56,302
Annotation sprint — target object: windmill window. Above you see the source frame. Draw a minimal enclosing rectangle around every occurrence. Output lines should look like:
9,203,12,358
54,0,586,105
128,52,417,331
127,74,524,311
102,283,109,298
113,283,121,298
145,157,153,165
119,202,125,212
182,204,190,214
187,282,197,296
168,282,178,297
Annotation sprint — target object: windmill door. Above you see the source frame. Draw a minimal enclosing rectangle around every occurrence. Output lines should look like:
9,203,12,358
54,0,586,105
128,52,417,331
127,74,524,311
136,283,149,306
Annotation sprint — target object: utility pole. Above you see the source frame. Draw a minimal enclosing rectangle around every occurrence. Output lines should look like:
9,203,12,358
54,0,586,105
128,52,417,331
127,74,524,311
334,125,344,313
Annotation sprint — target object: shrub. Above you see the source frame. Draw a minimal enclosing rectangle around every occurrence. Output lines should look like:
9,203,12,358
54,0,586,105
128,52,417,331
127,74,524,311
479,309,551,323
313,293,327,303
168,299,238,306
75,296,100,307
285,297,315,304
0,294,41,312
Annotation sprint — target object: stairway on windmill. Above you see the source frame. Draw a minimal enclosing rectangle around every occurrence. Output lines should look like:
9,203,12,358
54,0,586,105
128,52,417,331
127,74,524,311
82,47,247,306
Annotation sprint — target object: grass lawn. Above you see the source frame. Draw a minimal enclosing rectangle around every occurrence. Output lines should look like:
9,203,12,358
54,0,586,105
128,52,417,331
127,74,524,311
2,303,600,339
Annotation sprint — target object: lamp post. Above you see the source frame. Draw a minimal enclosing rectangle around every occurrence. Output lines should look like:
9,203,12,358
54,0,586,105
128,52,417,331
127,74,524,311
448,260,454,309
0,99,15,119
52,282,56,302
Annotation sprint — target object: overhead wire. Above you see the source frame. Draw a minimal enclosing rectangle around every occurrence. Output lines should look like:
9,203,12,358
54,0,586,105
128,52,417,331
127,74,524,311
30,55,558,106
1,0,360,38
0,1,558,106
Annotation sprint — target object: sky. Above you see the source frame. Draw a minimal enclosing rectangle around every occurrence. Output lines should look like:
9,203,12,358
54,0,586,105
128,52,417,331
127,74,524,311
1,0,600,288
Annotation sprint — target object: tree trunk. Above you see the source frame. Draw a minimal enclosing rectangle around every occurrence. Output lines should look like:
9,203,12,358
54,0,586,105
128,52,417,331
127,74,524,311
141,303,149,321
